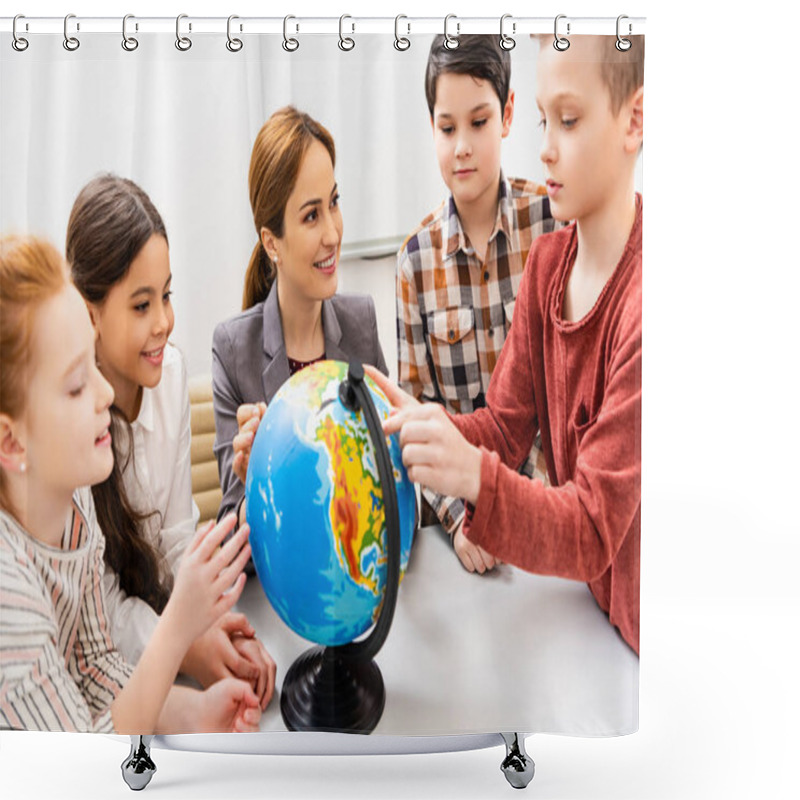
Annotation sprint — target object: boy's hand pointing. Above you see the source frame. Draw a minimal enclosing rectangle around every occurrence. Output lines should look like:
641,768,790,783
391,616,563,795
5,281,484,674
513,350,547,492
364,366,482,505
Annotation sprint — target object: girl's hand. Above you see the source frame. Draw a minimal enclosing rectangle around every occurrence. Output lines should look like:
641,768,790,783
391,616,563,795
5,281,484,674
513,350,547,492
231,633,277,710
196,678,262,733
453,520,497,574
163,513,251,650
181,612,256,688
232,402,267,485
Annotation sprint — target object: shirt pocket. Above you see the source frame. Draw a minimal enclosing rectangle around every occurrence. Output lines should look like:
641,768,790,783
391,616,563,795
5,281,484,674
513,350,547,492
426,306,482,407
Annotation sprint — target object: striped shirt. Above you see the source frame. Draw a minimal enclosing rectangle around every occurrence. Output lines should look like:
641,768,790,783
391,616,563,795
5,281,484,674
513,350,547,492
396,174,560,534
1,488,133,731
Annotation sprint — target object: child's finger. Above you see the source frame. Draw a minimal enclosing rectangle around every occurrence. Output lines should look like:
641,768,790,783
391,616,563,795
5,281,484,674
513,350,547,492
478,546,496,571
382,413,404,436
364,365,416,410
197,513,240,561
383,406,425,436
384,405,436,439
220,612,255,638
398,417,439,448
405,463,441,493
216,572,248,616
216,543,252,593
457,547,477,573
230,678,260,709
400,442,435,472
213,524,250,573
186,520,215,555
228,650,259,682
234,707,261,733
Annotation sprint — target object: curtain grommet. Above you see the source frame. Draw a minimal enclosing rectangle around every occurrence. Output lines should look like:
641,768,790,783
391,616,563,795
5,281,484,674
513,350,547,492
553,14,570,52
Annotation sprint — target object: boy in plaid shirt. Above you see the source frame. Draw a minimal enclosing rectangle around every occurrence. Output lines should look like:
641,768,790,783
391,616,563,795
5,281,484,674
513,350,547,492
396,34,558,572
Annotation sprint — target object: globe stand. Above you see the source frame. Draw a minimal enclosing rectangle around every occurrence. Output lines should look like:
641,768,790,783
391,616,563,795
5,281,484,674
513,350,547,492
280,645,385,733
279,362,401,734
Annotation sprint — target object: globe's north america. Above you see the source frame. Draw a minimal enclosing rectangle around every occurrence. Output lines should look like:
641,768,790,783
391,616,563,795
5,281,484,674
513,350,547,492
245,360,416,647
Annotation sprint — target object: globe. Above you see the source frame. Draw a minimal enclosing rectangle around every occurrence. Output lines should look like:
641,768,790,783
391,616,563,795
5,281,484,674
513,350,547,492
245,360,416,649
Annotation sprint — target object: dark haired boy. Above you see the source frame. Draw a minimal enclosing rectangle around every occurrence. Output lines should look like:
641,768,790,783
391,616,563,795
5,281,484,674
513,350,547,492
396,34,558,572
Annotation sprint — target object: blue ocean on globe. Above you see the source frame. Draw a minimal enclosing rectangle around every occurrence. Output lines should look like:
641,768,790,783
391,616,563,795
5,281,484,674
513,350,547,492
245,360,416,647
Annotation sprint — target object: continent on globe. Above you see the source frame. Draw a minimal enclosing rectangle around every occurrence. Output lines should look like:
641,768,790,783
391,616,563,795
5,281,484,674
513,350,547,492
246,360,416,648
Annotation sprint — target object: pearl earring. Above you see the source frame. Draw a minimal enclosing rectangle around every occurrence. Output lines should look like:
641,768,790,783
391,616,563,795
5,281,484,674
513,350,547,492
19,462,26,473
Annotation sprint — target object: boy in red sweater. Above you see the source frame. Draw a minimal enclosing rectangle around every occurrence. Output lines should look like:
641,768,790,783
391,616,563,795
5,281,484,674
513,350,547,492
370,34,644,654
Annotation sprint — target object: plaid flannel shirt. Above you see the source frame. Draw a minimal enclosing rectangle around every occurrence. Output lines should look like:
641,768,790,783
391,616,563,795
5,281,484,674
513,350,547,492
397,174,559,535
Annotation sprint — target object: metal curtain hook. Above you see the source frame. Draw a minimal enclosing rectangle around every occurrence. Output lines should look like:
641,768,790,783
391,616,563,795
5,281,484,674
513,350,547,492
63,13,80,51
339,14,355,51
176,14,192,51
12,14,29,51
122,14,138,51
553,14,570,51
443,14,459,50
616,14,632,51
283,15,299,52
500,14,516,51
394,14,410,51
226,15,243,52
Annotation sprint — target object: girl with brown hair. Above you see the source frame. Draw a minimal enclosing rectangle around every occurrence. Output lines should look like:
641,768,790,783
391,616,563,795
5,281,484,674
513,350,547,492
212,106,387,531
67,175,275,707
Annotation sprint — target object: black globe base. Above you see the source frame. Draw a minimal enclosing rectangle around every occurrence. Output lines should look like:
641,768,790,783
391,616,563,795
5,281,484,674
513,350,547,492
280,645,385,734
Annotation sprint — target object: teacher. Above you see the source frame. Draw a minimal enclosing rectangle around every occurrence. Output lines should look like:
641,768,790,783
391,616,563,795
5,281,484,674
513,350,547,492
211,106,388,536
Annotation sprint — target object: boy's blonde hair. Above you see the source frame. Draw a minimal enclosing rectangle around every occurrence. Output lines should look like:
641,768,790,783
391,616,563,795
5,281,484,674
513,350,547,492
599,36,645,114
534,35,645,114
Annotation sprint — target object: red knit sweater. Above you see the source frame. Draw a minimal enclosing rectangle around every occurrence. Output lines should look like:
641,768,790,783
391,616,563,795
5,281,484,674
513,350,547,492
454,196,642,654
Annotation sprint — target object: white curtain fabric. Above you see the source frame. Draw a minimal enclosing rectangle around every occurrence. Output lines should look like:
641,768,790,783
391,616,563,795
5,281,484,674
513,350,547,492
1,31,548,376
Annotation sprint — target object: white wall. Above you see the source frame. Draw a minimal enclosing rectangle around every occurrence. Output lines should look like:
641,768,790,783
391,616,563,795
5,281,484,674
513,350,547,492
0,30,568,377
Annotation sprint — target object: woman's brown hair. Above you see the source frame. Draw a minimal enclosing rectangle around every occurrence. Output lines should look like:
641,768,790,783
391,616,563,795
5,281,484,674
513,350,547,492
67,174,171,614
242,106,336,310
0,236,68,515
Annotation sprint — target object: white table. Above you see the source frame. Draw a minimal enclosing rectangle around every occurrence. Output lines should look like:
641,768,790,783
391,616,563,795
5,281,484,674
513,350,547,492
233,523,639,738
135,524,637,791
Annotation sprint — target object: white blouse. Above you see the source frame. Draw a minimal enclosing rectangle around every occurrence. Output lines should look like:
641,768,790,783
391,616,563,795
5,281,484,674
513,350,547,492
101,343,199,665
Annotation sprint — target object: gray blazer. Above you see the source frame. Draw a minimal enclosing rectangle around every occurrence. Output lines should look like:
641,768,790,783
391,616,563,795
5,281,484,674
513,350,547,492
211,284,388,523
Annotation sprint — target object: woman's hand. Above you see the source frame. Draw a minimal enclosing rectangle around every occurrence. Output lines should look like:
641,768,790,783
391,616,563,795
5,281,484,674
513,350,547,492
195,679,262,733
366,367,482,505
232,402,267,485
162,513,251,650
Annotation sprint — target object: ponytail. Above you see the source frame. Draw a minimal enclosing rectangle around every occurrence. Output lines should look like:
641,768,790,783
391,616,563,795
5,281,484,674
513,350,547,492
242,241,276,311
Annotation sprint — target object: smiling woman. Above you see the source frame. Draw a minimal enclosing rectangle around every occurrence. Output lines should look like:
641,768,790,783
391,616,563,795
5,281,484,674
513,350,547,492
210,106,389,537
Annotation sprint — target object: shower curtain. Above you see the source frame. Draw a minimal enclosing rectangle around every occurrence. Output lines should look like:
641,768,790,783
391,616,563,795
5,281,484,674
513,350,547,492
0,7,641,773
